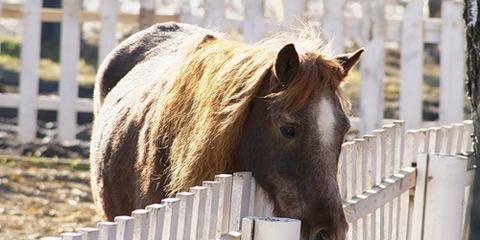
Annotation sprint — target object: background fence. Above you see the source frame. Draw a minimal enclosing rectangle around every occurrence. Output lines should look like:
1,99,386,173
0,0,469,142
41,120,474,240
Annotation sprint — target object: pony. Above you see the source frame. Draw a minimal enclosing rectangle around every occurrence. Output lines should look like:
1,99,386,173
90,22,363,240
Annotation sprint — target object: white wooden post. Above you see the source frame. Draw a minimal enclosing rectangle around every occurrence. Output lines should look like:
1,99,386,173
215,174,233,235
78,227,99,240
58,0,81,141
229,172,252,232
413,154,470,240
132,209,150,240
145,204,165,240
115,216,134,240
243,0,265,43
97,222,117,240
203,181,220,239
242,217,301,240
400,0,423,130
190,186,207,240
281,0,306,28
99,0,118,65
161,198,180,240
139,0,155,30
203,0,225,30
359,0,385,134
322,0,345,53
439,1,465,124
18,0,42,142
176,192,194,240
61,233,82,240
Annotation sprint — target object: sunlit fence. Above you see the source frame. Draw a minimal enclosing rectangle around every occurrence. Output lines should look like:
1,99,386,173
0,0,468,142
41,120,474,240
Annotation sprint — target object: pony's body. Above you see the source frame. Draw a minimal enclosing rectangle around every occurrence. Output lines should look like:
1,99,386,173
91,22,362,240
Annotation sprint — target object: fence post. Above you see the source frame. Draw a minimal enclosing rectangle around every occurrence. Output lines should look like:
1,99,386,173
412,154,470,240
242,217,301,240
400,0,423,130
281,0,306,28
99,0,118,65
243,0,265,43
439,1,465,124
139,0,155,30
359,0,385,134
18,0,42,142
322,0,345,54
58,0,81,142
203,0,225,30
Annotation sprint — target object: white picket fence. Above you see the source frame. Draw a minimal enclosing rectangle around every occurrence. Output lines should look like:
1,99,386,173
0,0,468,142
41,120,474,240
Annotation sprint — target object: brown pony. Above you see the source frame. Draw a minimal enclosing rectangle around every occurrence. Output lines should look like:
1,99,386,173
90,22,363,240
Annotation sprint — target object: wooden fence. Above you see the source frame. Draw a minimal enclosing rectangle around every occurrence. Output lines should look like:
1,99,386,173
41,120,474,240
0,0,468,139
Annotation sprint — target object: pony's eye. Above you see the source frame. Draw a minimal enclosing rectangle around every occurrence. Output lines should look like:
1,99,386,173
280,126,296,139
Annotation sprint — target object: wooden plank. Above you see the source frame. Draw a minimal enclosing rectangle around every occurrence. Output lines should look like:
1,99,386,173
463,120,473,152
161,198,180,240
139,0,155,30
340,142,351,199
0,93,93,112
190,186,207,240
132,209,150,240
344,167,416,223
176,192,194,240
215,174,233,235
243,0,265,43
365,134,377,240
439,1,465,124
373,129,386,240
97,222,117,240
281,0,306,28
203,0,225,30
453,123,465,154
114,216,134,240
18,0,42,142
0,3,178,23
241,217,254,240
383,124,395,240
146,204,165,240
229,172,252,232
203,181,221,239
359,0,385,134
249,217,302,240
399,0,423,130
78,227,99,240
61,233,82,240
58,0,81,141
99,0,118,64
322,0,345,53
422,154,469,240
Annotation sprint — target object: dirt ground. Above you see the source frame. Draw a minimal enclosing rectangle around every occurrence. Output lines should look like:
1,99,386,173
0,157,101,240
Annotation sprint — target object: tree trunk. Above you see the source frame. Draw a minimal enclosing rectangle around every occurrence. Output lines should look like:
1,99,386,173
465,1,480,239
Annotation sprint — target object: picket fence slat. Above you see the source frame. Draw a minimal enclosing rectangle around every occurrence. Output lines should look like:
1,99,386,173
439,1,465,124
132,209,150,240
243,0,265,43
463,120,473,152
58,0,81,141
115,216,134,240
161,198,180,240
97,222,117,240
61,233,82,240
190,186,207,240
78,227,99,240
145,204,165,240
203,181,221,239
229,172,252,232
215,174,233,235
18,0,42,142
176,192,194,240
359,0,385,134
99,0,118,64
400,0,423,129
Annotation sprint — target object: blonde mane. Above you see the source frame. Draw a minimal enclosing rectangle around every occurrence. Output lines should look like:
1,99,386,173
152,30,350,195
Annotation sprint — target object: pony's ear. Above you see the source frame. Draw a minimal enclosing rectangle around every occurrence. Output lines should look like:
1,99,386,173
274,44,300,87
335,48,364,75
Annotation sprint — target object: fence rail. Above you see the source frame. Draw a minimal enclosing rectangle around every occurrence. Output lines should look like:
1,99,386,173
0,0,469,142
41,120,474,240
